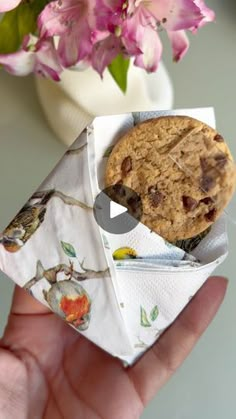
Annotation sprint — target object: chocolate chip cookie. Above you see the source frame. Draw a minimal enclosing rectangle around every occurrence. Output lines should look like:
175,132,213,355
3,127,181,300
105,116,236,242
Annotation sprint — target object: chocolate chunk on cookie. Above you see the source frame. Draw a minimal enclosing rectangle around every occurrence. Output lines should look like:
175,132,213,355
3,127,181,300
105,116,236,242
121,156,132,176
148,186,164,207
214,134,224,143
182,196,198,211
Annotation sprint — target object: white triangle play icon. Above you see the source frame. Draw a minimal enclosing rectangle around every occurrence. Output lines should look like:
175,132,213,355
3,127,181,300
110,200,127,219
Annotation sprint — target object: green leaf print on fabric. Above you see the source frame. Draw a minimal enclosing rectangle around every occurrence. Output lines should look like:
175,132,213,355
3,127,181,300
150,305,159,322
61,241,77,258
140,305,160,328
140,306,151,327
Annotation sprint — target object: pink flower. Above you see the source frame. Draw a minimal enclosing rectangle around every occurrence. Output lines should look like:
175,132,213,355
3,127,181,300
93,0,191,74
95,0,124,32
192,0,215,31
38,0,101,67
37,0,214,77
27,0,215,80
0,35,62,81
93,2,162,74
167,30,189,62
123,6,163,72
92,35,121,75
124,0,214,68
131,0,215,32
0,0,21,12
91,1,140,75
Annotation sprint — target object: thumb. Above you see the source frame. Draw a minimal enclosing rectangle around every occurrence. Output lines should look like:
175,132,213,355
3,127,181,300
10,285,50,316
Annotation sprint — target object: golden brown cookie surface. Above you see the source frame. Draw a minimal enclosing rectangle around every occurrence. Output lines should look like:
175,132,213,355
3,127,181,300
105,116,236,242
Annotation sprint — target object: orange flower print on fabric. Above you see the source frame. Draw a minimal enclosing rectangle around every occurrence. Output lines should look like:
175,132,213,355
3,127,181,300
60,294,90,327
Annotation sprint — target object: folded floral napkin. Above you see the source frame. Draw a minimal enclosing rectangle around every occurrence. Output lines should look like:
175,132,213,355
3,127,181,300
0,108,229,364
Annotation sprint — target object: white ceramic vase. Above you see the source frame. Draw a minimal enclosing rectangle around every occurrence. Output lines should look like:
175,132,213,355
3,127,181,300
35,62,174,147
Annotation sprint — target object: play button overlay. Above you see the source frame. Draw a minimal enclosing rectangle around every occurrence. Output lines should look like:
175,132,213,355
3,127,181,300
110,201,127,219
93,185,142,234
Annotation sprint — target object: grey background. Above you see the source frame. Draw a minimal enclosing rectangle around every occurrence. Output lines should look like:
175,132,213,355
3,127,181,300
0,0,235,417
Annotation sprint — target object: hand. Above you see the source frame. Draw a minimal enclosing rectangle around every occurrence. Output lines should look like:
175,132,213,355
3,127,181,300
0,277,227,419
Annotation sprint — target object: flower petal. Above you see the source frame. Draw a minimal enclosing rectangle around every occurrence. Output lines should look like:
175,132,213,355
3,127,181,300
0,49,35,76
146,0,204,31
192,0,215,30
39,0,98,69
38,0,99,37
124,7,162,72
167,30,189,62
0,0,21,12
35,38,62,81
95,0,124,31
0,36,62,80
134,27,163,72
38,0,90,37
58,21,93,67
92,35,121,76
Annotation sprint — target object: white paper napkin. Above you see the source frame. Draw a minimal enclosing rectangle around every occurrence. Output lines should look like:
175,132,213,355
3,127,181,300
87,108,227,363
0,108,228,365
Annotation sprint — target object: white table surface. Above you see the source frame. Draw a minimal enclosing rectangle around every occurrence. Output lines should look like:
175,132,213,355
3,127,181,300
0,1,236,418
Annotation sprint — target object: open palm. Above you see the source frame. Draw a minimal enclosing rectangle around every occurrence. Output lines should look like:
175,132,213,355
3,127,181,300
0,277,227,419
